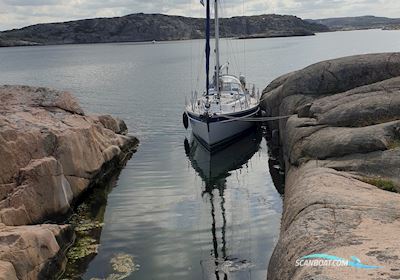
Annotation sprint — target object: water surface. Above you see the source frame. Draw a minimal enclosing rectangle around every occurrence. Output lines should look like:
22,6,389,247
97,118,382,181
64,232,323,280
0,29,399,279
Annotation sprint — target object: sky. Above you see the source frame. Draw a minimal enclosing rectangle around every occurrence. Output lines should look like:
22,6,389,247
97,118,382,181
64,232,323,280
0,0,400,31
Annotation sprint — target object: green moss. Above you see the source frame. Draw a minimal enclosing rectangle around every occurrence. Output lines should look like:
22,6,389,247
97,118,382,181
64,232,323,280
89,253,139,280
75,220,104,235
362,177,399,193
62,182,113,279
110,253,138,274
387,139,400,150
62,174,140,280
66,236,99,261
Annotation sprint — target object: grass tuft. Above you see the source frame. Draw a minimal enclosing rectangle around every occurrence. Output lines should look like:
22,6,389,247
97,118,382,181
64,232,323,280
361,177,398,193
387,139,400,150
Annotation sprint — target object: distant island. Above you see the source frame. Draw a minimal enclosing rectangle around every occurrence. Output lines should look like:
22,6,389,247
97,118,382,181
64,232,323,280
307,15,400,31
0,13,328,47
2,14,400,47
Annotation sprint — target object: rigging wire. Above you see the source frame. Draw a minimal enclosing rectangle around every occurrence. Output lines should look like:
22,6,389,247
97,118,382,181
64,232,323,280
196,40,205,93
190,0,193,96
191,0,206,95
219,0,241,77
243,0,247,78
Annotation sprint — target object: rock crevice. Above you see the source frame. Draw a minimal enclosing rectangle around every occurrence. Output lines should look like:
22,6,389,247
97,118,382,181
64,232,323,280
0,85,138,279
262,53,400,280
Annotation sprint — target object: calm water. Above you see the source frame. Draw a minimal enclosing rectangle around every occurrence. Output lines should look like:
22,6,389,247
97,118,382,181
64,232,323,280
1,30,400,279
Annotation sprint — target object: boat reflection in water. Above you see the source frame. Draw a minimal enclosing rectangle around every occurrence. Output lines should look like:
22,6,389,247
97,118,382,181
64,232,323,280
184,129,263,280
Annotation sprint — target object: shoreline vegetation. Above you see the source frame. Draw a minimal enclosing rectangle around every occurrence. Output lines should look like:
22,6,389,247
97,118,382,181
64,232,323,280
261,53,400,280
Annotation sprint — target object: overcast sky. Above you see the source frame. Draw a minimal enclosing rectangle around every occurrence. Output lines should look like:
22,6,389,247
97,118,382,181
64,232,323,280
1,0,399,31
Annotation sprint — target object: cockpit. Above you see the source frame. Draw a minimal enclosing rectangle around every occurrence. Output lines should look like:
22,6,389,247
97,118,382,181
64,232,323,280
219,75,244,94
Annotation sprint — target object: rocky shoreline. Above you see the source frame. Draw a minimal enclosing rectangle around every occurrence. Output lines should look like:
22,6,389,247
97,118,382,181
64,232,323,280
237,29,315,39
261,53,400,280
0,85,138,279
307,16,400,31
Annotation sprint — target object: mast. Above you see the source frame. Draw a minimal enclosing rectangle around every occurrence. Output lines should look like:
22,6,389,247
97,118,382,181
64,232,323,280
214,0,220,97
205,0,211,96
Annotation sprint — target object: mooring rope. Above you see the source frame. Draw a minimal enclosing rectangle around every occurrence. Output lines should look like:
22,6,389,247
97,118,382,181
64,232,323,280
218,113,292,122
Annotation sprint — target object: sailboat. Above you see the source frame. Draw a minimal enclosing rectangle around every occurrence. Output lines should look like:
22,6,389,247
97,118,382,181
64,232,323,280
183,0,260,150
